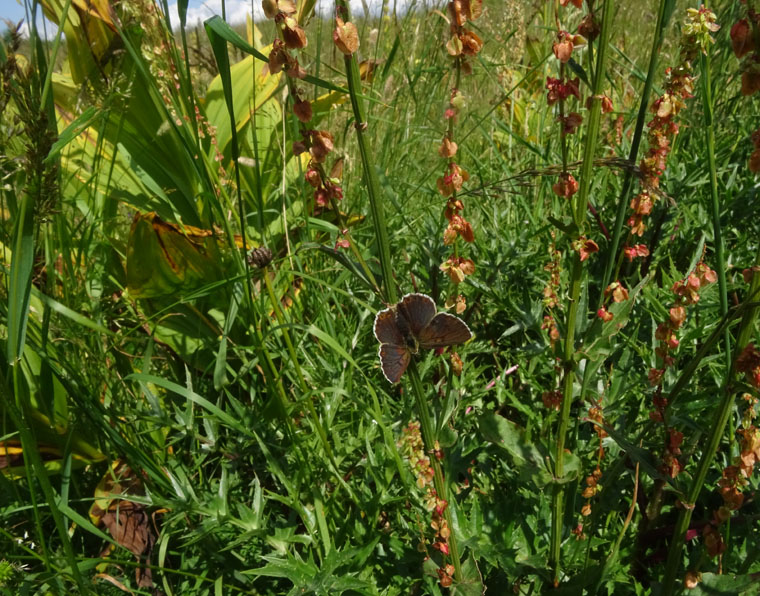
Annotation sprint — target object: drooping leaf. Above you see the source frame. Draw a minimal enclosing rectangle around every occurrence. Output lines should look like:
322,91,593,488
126,212,227,299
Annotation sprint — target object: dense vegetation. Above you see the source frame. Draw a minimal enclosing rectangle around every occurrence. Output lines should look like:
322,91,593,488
1,0,760,593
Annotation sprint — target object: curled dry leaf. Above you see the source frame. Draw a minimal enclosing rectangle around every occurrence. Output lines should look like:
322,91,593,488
333,18,359,55
446,35,463,56
310,130,334,163
281,16,307,49
268,39,289,73
294,97,312,123
262,0,279,19
460,29,483,56
438,137,457,158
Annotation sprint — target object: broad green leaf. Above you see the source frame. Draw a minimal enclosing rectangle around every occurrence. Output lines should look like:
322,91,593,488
45,105,99,164
689,572,760,595
39,0,117,83
204,51,281,161
450,553,485,596
126,212,227,299
478,411,554,487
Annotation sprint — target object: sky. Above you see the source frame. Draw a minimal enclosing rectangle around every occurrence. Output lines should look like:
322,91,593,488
2,0,419,38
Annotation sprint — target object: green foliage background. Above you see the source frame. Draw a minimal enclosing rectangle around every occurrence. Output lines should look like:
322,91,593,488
1,0,759,594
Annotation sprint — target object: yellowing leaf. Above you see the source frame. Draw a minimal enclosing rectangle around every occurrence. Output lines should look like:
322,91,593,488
126,212,227,299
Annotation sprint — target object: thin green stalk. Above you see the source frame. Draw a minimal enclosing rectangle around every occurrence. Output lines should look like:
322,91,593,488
661,248,760,595
337,16,396,304
408,361,463,581
177,2,201,147
660,22,735,590
700,40,731,371
334,0,462,579
598,0,675,307
550,0,614,583
550,255,583,582
262,270,357,504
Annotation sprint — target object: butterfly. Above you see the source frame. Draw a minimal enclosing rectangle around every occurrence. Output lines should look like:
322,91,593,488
373,293,472,384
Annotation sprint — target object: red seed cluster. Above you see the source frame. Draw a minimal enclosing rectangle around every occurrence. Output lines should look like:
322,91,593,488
262,2,355,250
438,2,479,292
649,263,717,399
547,0,586,199
596,280,630,324
399,422,435,490
545,76,580,107
703,389,760,559
625,7,718,255
645,262,716,480
399,423,453,586
736,344,760,390
576,397,609,525
445,0,484,74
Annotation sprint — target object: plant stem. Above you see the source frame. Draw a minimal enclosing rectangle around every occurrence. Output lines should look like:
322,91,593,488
337,15,396,304
660,30,742,591
699,38,731,371
550,0,614,583
661,249,760,595
598,0,675,307
550,254,582,583
408,360,463,581
333,0,463,579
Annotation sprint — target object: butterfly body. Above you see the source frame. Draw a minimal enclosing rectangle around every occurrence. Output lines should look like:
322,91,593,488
374,293,472,384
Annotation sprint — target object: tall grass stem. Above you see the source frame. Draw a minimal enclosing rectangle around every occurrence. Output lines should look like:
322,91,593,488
334,0,463,579
550,0,614,582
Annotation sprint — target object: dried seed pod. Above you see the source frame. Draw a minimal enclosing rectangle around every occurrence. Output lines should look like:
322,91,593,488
248,246,273,268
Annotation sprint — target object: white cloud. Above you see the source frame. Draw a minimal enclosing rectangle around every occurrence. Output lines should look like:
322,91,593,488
16,15,63,41
166,0,262,29
164,0,422,30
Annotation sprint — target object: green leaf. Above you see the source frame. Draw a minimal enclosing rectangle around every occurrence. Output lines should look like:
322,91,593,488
44,106,99,164
689,572,760,595
478,411,554,487
450,553,485,596
597,421,670,485
204,16,349,95
566,57,590,88
7,196,34,364
214,283,242,390
126,373,251,436
126,213,226,299
300,242,377,293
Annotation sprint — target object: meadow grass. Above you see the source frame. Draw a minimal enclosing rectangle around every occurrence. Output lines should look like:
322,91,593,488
1,0,760,594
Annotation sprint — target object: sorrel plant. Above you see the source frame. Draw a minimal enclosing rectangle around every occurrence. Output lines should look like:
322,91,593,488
1,0,760,594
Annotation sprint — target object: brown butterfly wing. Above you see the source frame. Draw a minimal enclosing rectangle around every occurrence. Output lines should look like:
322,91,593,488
378,344,411,384
417,312,472,349
374,307,404,345
396,293,437,338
